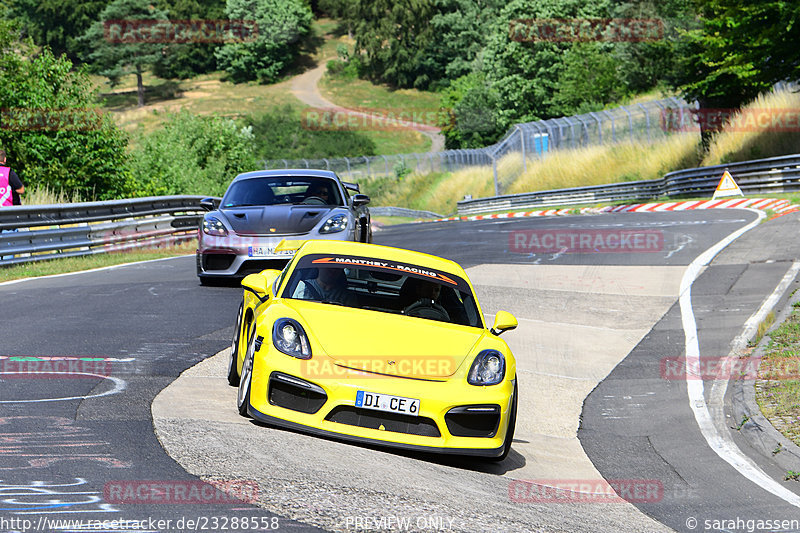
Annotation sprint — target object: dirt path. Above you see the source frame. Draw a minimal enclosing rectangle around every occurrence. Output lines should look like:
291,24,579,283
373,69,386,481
290,61,446,153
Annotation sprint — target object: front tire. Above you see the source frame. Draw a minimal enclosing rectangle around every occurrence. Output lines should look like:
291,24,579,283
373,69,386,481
491,379,517,462
237,324,257,417
227,303,244,386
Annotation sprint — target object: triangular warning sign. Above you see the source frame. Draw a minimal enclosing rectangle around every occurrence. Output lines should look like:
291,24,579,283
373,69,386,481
712,170,744,199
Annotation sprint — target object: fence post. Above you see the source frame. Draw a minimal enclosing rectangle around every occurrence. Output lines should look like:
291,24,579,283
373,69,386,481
563,117,576,149
619,106,633,143
636,103,651,143
589,112,603,144
323,158,330,170
363,156,370,177
492,156,500,196
603,110,616,143
381,155,388,176
518,126,526,173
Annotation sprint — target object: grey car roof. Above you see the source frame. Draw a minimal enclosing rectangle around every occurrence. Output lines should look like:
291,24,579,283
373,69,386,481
231,169,340,182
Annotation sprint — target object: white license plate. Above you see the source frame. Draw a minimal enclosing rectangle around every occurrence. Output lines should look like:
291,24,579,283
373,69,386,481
355,390,420,416
248,246,274,257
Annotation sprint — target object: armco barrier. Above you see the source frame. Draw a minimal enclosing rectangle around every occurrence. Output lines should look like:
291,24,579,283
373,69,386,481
0,196,209,266
457,154,800,215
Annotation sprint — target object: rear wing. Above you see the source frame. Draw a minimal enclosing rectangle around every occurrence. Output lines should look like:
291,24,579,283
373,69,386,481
342,181,360,193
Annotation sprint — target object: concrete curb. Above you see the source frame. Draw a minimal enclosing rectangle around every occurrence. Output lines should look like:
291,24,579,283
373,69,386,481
419,198,800,223
730,276,800,475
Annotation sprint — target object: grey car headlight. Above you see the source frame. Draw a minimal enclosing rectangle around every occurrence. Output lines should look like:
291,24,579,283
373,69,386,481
319,214,348,234
202,216,228,237
467,350,505,386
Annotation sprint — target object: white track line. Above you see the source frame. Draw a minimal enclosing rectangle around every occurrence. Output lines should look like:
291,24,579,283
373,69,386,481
0,254,193,287
709,260,800,431
679,208,800,506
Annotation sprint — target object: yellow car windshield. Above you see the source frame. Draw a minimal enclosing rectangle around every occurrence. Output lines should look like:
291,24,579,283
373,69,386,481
283,254,482,328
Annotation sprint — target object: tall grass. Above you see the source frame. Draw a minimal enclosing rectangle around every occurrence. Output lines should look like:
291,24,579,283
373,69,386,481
508,134,701,194
22,185,83,205
702,89,800,166
367,133,701,215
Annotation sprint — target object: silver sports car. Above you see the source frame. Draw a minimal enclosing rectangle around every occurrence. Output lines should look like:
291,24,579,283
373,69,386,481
196,169,370,284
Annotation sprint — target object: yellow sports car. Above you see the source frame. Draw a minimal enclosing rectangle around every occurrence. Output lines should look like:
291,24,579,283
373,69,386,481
227,239,519,459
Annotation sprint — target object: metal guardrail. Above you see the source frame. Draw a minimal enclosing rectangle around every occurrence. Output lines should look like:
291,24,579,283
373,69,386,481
369,206,444,219
0,196,208,266
457,154,800,215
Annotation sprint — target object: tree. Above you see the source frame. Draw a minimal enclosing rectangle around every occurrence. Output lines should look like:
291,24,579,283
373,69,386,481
9,0,109,63
353,0,434,88
439,72,503,149
0,20,130,200
128,111,257,197
80,0,169,107
152,0,226,79
215,0,313,83
318,0,358,37
549,43,629,116
481,0,615,132
419,0,501,87
669,0,800,144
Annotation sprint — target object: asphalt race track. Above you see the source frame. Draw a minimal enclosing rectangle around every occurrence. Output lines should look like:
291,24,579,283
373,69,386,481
2,207,800,532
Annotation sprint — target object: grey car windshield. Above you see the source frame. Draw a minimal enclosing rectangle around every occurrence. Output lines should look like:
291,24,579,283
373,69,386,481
222,177,343,207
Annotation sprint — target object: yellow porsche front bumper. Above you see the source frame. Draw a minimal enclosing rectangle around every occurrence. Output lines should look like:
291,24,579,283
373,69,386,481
247,348,516,457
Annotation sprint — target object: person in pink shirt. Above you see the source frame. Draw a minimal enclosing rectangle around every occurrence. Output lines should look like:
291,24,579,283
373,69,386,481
0,149,24,206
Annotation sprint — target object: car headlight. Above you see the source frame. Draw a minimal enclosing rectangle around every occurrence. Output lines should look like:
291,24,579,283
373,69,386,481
272,318,312,359
202,216,228,237
467,350,505,386
319,214,348,234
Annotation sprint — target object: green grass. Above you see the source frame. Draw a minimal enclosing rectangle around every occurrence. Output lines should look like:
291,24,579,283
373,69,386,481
319,75,442,118
756,306,800,448
0,242,196,283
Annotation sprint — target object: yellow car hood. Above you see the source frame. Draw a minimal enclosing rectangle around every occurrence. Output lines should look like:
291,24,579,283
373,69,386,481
292,303,483,379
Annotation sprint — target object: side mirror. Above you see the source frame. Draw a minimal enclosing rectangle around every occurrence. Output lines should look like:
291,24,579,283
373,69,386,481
242,269,281,301
490,311,518,336
200,197,219,211
351,194,370,207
